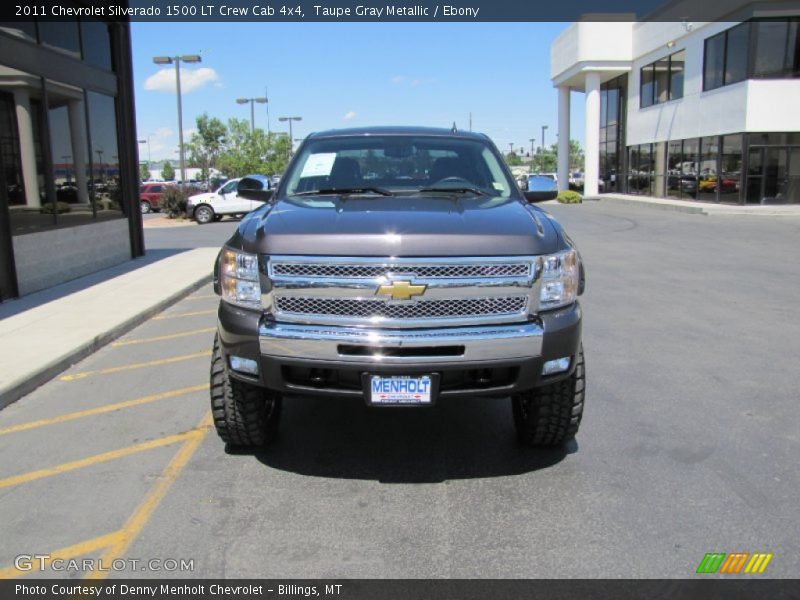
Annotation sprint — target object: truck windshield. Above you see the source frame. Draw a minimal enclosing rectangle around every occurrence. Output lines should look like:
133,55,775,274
283,135,515,198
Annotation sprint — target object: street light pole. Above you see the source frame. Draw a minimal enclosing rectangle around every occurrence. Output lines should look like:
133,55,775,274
278,116,302,157
529,138,536,157
541,125,549,151
153,54,202,185
508,142,514,155
236,97,268,133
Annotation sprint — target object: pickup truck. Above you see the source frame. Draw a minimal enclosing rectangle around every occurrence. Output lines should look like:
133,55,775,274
186,176,272,224
210,127,586,448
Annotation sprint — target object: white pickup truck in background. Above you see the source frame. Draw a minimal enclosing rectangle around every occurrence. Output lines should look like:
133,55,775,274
186,176,272,224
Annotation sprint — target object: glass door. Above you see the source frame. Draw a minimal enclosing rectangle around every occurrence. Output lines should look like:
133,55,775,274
746,146,799,204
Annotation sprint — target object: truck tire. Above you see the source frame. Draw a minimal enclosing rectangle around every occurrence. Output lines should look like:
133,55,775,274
140,200,151,214
210,334,281,447
512,345,585,447
194,205,215,224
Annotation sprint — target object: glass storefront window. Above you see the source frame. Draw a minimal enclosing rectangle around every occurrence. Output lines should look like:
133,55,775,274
753,20,790,77
640,65,654,108
47,80,94,226
681,139,699,199
704,32,726,90
654,58,670,104
669,51,685,100
725,22,751,85
86,91,124,219
81,19,112,71
0,21,37,42
666,140,683,199
37,21,81,58
697,136,719,202
720,134,743,202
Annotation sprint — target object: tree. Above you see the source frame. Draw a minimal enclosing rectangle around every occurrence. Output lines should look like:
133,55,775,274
505,152,523,167
531,140,584,174
187,113,226,181
161,161,175,181
139,163,150,182
216,118,291,178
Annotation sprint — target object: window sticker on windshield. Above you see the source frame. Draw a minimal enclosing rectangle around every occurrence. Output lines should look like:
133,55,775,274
300,153,337,177
493,182,505,191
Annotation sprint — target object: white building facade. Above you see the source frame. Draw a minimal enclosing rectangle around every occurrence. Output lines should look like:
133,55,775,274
551,7,800,204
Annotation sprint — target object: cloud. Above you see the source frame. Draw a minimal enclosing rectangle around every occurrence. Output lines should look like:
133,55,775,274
343,111,357,121
390,75,407,84
144,67,219,93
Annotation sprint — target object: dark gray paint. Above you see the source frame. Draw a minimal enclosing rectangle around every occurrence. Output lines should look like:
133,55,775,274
230,196,561,257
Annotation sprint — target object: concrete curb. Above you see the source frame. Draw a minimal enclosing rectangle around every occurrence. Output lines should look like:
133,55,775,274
598,195,706,215
0,274,212,411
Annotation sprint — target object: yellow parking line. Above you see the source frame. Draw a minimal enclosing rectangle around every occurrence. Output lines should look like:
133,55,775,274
0,530,122,579
85,412,213,581
60,350,211,381
111,328,216,347
0,427,205,490
153,309,216,320
0,384,208,436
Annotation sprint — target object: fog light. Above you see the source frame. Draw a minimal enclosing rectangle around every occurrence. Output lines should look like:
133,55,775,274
230,355,258,375
542,357,570,376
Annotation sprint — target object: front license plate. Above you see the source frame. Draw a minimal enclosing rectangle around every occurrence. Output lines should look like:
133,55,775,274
368,375,434,405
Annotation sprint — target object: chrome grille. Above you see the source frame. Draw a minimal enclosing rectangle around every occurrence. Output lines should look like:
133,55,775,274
270,262,530,279
275,296,528,320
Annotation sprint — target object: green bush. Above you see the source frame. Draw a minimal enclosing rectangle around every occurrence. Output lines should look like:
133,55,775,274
40,201,71,214
159,186,189,218
557,190,582,204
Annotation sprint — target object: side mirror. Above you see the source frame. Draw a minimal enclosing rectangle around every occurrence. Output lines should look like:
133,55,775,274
523,176,558,202
524,190,558,202
236,175,273,201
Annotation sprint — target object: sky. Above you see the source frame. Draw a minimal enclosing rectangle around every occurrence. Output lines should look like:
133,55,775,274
130,22,586,162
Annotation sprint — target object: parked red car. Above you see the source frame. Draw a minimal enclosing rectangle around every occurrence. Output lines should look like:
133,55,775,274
139,183,174,213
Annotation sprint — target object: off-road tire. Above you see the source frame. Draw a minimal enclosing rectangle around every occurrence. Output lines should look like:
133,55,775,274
140,200,151,214
512,345,585,447
210,334,281,447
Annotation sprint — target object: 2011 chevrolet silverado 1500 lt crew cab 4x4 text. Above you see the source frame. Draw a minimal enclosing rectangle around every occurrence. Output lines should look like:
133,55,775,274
210,127,586,449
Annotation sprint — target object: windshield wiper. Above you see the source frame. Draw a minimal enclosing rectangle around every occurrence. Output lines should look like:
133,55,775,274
417,186,487,196
292,187,393,197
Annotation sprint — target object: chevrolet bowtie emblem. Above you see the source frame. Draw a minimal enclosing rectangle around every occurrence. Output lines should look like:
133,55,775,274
376,281,427,301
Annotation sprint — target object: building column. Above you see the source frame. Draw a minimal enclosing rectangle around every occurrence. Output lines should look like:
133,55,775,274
557,86,571,192
584,71,601,197
67,100,90,205
13,89,41,208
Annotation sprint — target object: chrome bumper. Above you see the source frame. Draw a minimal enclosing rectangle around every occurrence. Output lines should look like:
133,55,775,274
258,321,543,364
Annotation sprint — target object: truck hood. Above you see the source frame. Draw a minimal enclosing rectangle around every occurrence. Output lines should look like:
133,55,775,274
231,195,560,257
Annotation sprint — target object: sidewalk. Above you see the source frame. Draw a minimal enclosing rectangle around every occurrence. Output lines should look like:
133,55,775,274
586,193,800,216
0,247,219,409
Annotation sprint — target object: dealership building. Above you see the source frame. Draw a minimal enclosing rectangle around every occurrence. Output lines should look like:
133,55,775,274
0,10,141,300
551,2,800,204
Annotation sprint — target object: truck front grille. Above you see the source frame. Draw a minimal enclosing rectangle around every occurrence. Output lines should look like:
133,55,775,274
274,296,528,321
265,256,541,328
270,262,531,279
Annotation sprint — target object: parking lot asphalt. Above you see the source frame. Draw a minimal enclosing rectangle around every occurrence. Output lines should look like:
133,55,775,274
1,203,798,579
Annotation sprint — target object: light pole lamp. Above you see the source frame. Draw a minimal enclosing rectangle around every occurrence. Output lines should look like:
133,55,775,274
153,54,202,186
137,136,151,164
236,97,268,133
278,116,302,156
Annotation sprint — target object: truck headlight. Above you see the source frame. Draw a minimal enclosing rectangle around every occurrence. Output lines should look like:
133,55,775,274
220,248,262,309
539,249,580,310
